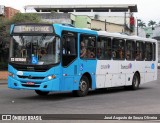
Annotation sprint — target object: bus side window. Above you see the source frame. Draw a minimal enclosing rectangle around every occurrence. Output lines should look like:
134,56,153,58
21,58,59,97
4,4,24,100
126,40,135,60
97,37,103,59
81,41,86,58
65,37,71,54
145,42,152,61
62,37,66,54
80,34,96,59
152,43,156,61
112,50,116,59
112,38,125,60
62,31,77,66
135,41,144,61
97,37,112,60
69,37,76,55
62,36,76,55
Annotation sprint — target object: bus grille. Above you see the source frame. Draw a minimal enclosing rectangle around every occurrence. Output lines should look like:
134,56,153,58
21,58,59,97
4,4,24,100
18,75,45,80
22,84,40,88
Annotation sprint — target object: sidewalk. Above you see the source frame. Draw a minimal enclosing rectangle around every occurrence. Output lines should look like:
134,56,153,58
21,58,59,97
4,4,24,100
0,71,8,84
0,71,8,80
0,79,7,85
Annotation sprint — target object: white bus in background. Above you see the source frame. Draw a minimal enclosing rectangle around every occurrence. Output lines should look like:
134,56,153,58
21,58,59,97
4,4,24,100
96,31,158,89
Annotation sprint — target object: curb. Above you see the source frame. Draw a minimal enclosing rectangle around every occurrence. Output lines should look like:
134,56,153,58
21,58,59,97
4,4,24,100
0,80,7,85
0,83,7,85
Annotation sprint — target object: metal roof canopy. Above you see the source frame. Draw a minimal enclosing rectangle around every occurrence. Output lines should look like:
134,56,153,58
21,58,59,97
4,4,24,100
25,4,137,13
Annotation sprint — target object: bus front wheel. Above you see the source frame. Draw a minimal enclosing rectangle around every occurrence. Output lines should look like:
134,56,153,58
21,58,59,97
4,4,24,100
35,90,49,96
73,76,89,97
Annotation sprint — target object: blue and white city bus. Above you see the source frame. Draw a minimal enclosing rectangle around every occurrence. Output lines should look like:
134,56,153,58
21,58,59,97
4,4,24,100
8,23,158,96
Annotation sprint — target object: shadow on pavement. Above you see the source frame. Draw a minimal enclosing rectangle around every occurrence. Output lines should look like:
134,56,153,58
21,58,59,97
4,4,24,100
17,86,153,101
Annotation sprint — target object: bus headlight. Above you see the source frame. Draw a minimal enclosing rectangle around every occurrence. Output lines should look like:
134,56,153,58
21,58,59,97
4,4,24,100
48,75,56,80
8,72,14,78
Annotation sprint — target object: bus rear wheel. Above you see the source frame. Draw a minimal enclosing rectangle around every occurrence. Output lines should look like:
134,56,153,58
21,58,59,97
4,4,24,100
35,90,49,96
131,73,140,90
73,76,89,97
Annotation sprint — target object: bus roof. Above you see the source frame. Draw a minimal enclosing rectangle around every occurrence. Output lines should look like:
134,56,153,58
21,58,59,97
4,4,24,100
53,23,97,35
10,23,157,43
97,31,157,43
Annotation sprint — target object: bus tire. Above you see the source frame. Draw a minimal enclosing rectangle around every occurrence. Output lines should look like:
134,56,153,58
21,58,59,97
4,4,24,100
35,90,49,96
73,76,89,97
131,73,140,90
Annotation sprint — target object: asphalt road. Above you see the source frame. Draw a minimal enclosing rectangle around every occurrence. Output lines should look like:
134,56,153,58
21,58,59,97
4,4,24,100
0,70,160,122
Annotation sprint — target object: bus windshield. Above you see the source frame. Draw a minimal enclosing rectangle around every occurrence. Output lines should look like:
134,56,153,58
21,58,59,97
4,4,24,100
10,35,60,65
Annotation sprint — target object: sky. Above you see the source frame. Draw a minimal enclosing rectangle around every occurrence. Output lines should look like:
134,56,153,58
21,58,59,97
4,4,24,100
1,0,160,24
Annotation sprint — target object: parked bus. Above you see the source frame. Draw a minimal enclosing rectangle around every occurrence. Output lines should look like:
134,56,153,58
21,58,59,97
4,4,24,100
8,23,158,96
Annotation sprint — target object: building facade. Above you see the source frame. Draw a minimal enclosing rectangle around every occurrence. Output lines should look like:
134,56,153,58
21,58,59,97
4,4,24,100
37,13,132,33
5,7,20,19
91,19,133,34
25,4,137,34
75,15,91,28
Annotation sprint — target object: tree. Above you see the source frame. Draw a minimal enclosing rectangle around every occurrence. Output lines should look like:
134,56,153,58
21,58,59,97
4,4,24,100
138,20,146,28
0,17,10,69
148,20,156,30
8,13,41,24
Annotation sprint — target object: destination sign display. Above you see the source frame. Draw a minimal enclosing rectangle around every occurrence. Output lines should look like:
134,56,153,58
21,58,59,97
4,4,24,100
13,25,54,33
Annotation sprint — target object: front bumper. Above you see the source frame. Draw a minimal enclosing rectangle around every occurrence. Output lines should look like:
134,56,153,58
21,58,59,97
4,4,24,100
8,76,60,91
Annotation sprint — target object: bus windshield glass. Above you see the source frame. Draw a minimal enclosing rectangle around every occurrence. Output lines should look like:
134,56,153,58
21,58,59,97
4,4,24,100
10,35,60,65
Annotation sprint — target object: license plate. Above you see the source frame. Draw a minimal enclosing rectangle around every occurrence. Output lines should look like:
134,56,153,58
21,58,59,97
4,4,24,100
26,82,35,85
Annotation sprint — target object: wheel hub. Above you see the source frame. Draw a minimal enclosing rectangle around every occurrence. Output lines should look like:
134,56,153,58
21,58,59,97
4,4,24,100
80,80,87,92
133,76,138,87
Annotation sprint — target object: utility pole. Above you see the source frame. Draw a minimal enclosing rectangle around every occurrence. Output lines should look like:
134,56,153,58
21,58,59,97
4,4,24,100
105,19,107,31
137,19,138,36
124,12,126,33
137,19,140,36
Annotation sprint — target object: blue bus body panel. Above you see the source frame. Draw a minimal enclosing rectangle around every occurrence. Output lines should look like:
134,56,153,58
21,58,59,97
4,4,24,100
79,59,97,89
53,24,62,36
8,76,60,91
60,59,98,91
8,64,62,91
8,24,98,92
53,24,98,91
53,24,97,36
10,24,14,35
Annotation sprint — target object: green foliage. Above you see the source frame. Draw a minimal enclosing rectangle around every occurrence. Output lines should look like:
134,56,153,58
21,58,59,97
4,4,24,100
8,13,41,24
148,20,156,26
0,17,10,53
138,20,146,28
0,17,10,69
148,20,156,30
